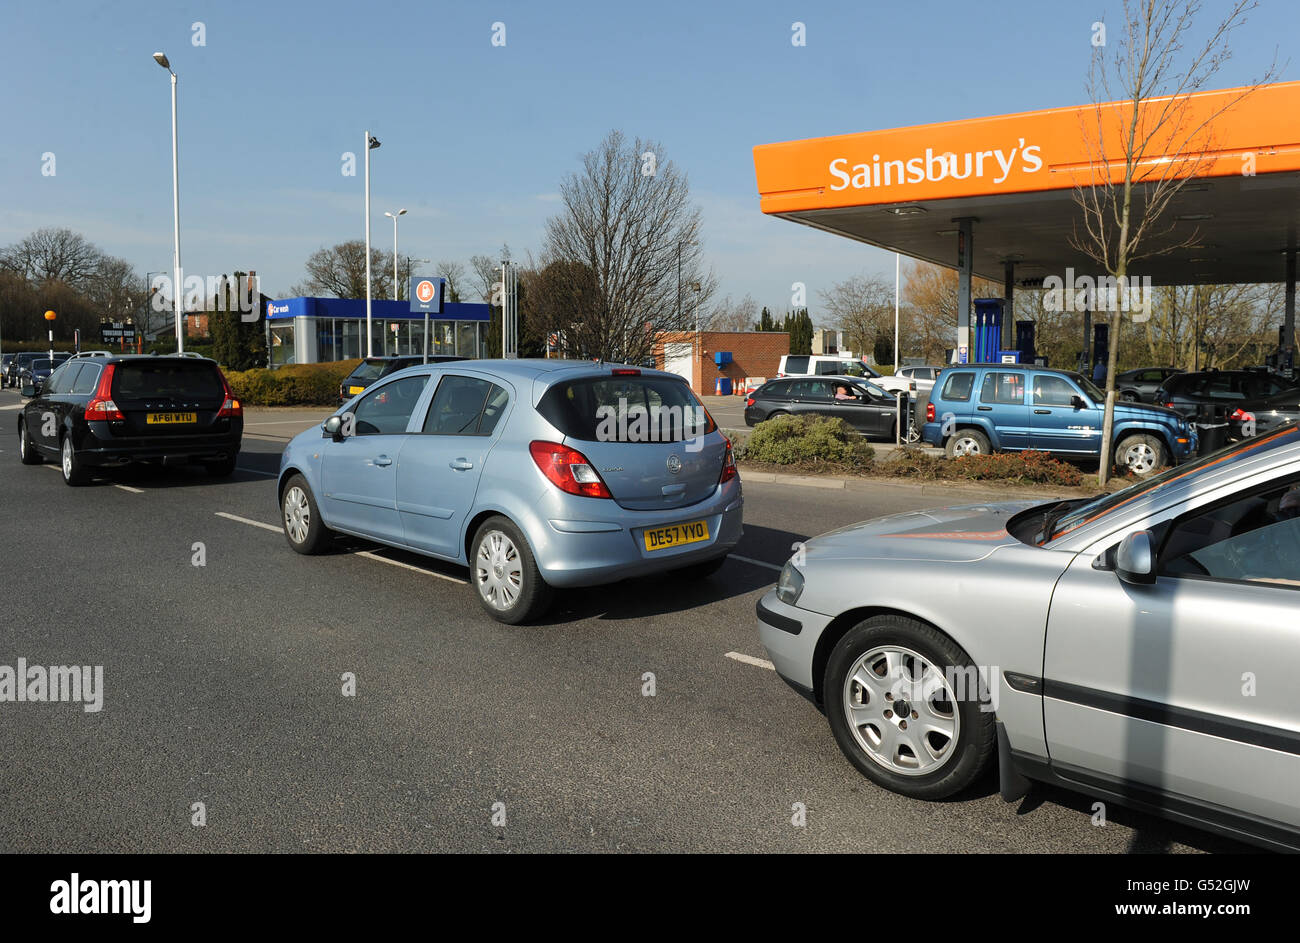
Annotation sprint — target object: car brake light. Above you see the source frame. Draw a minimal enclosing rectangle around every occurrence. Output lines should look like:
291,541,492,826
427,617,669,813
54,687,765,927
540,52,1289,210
745,396,755,407
1230,408,1255,422
611,368,641,376
216,369,242,418
720,437,737,484
1165,402,1175,409
529,441,612,498
926,402,936,422
84,364,125,421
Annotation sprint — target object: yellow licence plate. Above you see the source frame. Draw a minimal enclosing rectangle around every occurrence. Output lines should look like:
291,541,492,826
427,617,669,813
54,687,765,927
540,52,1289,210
146,412,197,425
643,519,710,552
349,385,365,394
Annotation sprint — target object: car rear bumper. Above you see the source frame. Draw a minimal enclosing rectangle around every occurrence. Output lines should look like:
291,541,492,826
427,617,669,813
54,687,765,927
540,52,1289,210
76,423,242,466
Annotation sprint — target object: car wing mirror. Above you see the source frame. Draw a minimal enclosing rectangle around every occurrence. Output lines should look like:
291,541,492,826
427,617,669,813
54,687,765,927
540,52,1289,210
20,384,35,397
1115,530,1157,585
322,415,346,441
1071,395,1087,409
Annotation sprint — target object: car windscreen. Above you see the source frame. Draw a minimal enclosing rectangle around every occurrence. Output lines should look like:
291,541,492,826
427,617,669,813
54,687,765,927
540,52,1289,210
1049,425,1300,541
1066,372,1105,402
538,375,715,442
348,359,390,382
113,361,223,400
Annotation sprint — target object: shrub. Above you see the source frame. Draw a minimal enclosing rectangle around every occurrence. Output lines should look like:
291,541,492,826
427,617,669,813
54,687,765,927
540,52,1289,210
225,360,361,407
882,448,1084,486
741,414,874,468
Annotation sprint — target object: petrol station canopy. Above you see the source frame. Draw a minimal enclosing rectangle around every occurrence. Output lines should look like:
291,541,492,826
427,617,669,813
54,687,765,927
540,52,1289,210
752,82,1300,288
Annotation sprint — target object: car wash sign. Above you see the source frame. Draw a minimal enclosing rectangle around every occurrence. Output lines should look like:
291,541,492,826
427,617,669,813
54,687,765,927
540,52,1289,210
410,277,445,315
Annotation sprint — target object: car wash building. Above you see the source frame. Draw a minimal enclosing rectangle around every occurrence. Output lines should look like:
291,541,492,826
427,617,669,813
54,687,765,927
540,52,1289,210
752,81,1300,376
264,296,492,366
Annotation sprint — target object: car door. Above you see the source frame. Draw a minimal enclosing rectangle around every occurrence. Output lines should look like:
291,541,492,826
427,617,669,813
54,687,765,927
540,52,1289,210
320,373,430,544
1029,374,1101,454
397,373,510,558
977,370,1029,449
790,378,834,419
32,362,81,453
1042,472,1300,831
835,382,898,436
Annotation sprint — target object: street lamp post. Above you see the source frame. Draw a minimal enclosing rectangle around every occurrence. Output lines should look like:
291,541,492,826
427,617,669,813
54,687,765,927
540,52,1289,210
152,52,184,354
384,209,407,300
363,132,381,357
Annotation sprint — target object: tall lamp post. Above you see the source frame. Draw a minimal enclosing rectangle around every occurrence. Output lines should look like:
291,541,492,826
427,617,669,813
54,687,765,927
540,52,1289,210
384,209,407,300
152,52,184,353
363,131,381,356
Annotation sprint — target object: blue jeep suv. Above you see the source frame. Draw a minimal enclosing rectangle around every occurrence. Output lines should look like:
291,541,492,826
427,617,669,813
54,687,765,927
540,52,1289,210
922,365,1196,475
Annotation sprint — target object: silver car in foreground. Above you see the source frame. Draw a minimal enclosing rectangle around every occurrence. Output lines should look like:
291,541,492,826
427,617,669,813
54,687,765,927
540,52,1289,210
278,359,742,623
758,426,1300,851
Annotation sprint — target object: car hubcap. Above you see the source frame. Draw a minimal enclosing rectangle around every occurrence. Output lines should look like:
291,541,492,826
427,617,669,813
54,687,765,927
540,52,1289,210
284,487,310,543
62,440,72,478
476,530,523,610
953,436,981,456
19,427,26,458
843,646,961,776
1124,443,1157,474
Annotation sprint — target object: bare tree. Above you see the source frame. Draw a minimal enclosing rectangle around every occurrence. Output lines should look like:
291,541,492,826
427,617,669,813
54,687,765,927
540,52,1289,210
1,227,103,288
820,275,897,361
435,260,467,303
542,130,715,363
708,293,760,332
293,240,392,299
1071,0,1273,483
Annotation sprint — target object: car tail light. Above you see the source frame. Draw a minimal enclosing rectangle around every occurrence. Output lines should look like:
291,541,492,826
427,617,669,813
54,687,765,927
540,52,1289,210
745,396,755,407
611,368,641,376
529,441,612,498
83,364,125,421
1230,408,1255,422
926,402,936,422
1164,401,1176,409
216,369,242,418
719,437,737,484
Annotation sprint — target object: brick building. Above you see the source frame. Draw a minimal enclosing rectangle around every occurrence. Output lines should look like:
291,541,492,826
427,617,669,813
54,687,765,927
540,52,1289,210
653,330,789,395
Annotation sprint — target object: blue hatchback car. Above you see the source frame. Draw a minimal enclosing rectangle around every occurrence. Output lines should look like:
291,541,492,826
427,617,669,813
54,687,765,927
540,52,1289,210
922,365,1196,475
277,359,743,623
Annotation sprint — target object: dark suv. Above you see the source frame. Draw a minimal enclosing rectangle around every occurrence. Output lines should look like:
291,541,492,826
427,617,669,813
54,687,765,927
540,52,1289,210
1154,369,1299,419
4,353,42,389
17,355,243,485
338,355,464,403
1115,366,1182,403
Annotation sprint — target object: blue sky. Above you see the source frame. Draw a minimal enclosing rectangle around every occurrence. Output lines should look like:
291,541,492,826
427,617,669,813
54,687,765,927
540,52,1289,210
0,0,1290,317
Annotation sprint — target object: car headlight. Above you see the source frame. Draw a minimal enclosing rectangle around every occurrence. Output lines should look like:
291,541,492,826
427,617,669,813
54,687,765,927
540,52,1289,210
776,561,804,605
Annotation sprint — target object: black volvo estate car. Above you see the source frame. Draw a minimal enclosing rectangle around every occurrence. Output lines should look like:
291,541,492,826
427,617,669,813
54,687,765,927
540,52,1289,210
17,355,243,485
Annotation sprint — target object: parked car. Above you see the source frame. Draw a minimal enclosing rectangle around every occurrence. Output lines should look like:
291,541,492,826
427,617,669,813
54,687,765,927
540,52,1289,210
895,364,943,393
338,355,465,404
18,354,71,393
757,424,1300,851
777,354,916,396
4,353,42,388
1154,369,1299,419
279,360,743,624
744,376,903,439
1228,387,1300,439
17,355,243,485
1115,366,1182,403
922,364,1195,475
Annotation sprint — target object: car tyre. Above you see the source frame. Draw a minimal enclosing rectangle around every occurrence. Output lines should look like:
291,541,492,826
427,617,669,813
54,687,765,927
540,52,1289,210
18,418,41,465
471,515,552,625
945,428,991,459
672,554,728,580
1115,434,1167,477
60,434,90,486
281,474,332,554
1120,390,1139,403
204,455,239,477
825,615,995,800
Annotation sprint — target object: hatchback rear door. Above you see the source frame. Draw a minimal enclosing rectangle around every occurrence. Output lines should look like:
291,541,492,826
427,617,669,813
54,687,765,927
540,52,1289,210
111,359,226,436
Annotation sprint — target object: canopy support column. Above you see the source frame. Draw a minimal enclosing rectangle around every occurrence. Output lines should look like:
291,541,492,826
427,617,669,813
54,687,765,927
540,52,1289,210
1003,261,1015,352
955,217,976,362
1285,247,1296,353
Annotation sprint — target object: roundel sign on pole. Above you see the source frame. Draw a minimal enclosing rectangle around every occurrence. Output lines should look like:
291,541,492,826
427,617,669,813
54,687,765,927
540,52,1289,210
409,276,444,314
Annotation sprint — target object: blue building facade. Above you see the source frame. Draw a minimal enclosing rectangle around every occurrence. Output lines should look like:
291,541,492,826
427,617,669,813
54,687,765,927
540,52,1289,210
264,297,493,365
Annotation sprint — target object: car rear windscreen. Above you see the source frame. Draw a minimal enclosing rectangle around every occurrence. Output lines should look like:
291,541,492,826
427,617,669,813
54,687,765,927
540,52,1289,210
114,361,223,400
349,360,390,382
538,376,715,442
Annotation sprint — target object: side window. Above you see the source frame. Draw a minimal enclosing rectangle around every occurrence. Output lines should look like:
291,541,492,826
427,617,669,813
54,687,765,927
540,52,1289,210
786,379,812,398
45,363,79,394
1033,375,1078,407
980,372,1026,405
802,379,833,400
422,375,502,436
940,371,975,402
1159,480,1300,588
72,363,100,394
351,375,429,435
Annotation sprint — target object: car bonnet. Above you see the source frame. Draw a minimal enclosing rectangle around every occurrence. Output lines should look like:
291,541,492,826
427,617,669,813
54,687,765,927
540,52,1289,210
802,501,1039,564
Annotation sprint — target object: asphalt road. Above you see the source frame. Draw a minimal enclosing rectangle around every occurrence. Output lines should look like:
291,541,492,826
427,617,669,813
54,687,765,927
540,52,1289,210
0,386,1244,852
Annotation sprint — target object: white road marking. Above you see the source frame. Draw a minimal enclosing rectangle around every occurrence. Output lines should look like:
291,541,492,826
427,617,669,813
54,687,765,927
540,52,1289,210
355,550,468,584
725,651,776,671
214,511,281,533
236,466,279,478
0,404,23,411
730,553,782,572
114,484,144,493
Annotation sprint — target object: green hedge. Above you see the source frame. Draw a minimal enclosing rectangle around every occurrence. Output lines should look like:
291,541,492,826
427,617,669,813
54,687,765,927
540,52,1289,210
225,360,362,407
739,414,875,469
881,448,1085,486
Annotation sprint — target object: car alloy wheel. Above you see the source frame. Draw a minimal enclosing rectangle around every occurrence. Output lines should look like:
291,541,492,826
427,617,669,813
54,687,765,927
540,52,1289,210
842,645,961,776
475,529,523,611
1121,440,1159,475
283,485,311,545
950,434,983,456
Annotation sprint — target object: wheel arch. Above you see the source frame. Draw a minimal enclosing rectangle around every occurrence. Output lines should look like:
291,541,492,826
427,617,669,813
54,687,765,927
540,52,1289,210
811,606,962,709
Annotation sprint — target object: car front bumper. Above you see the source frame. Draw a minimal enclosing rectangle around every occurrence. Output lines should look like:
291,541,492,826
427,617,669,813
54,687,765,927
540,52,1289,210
756,588,834,698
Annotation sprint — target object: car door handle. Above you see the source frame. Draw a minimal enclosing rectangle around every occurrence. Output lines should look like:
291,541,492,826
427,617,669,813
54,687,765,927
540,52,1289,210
977,405,993,411
1034,409,1052,414
449,458,474,471
372,455,392,467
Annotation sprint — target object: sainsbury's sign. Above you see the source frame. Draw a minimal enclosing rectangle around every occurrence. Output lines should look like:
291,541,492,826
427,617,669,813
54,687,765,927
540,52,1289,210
828,139,1043,192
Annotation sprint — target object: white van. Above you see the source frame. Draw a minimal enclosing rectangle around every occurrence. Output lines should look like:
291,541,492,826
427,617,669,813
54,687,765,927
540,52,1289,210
777,354,915,395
